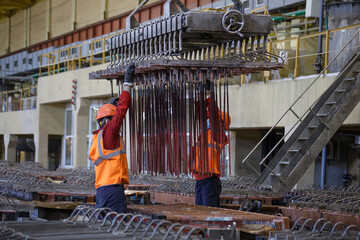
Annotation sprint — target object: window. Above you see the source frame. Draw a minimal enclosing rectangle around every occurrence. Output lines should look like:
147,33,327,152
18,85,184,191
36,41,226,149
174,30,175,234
63,108,73,167
6,63,9,69
0,65,1,70
71,48,77,54
60,50,67,58
256,0,264,5
14,60,18,67
87,104,102,169
23,58,26,64
95,41,102,49
28,58,32,65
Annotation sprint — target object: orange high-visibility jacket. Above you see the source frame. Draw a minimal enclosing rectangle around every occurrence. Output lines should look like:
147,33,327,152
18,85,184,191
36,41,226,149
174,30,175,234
88,129,129,189
193,129,223,177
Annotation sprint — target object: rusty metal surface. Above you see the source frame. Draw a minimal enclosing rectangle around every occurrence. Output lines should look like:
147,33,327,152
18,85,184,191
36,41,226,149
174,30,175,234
128,204,290,230
89,59,283,80
88,10,279,80
281,207,360,229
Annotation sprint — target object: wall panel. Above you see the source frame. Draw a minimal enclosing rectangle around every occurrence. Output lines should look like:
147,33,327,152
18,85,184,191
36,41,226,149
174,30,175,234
77,0,102,29
2,0,222,58
30,1,47,45
51,0,72,38
10,12,25,51
0,20,8,55
108,0,138,18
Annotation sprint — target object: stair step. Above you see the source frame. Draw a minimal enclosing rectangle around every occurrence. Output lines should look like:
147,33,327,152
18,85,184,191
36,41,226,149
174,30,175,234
353,70,360,73
298,137,309,141
279,161,290,165
308,125,318,129
335,89,345,93
344,77,355,81
325,101,336,105
288,149,299,153
270,173,281,176
316,113,327,117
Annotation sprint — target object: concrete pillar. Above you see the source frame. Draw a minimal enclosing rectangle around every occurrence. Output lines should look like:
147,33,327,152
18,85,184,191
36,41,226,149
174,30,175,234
4,133,17,162
290,19,302,49
73,98,90,168
0,135,4,160
6,18,10,53
46,0,52,39
37,104,65,169
34,132,48,167
101,0,108,20
71,0,77,30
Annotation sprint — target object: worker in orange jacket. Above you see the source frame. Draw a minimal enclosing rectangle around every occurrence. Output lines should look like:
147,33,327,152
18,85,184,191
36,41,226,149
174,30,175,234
192,81,230,207
88,63,135,213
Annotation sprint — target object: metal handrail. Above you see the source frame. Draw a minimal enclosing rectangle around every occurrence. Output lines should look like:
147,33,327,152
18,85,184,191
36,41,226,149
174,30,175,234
0,86,37,112
242,27,360,167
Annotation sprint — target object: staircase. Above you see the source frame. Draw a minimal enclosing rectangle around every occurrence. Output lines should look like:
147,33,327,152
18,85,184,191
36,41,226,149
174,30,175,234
256,52,360,193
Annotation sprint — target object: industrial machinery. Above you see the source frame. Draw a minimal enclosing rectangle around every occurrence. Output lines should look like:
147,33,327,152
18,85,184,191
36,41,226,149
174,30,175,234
89,0,283,176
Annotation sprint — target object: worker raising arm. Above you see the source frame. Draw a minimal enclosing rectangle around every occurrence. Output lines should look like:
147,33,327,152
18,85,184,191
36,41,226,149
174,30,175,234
88,63,135,213
192,80,231,208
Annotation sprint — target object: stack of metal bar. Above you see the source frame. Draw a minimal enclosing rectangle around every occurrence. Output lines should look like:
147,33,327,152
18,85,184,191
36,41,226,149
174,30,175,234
129,174,279,207
281,185,360,228
0,206,235,239
0,161,96,202
89,0,283,177
269,217,360,240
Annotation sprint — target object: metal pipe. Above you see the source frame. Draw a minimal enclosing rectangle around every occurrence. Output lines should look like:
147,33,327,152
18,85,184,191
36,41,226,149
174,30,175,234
321,145,327,187
315,0,325,73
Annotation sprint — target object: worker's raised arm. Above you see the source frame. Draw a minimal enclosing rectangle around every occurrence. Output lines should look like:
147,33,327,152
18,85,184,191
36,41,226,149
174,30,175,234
102,63,135,149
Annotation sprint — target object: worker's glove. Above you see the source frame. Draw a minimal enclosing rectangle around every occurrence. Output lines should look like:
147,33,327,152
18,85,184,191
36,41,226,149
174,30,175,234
109,97,119,106
124,63,135,87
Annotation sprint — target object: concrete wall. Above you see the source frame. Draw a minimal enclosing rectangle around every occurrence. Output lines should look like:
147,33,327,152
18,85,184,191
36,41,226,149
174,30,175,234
30,1,47,46
0,110,38,134
37,64,113,104
10,11,25,51
0,0,164,55
51,0,72,38
77,0,103,29
0,20,8,54
228,75,360,129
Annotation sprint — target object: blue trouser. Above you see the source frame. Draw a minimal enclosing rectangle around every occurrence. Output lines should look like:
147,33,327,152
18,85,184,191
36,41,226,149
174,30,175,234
195,176,222,207
96,184,127,213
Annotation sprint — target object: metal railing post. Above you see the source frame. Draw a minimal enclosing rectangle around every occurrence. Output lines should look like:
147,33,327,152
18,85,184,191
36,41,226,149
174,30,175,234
325,30,330,75
294,36,300,78
20,89,23,110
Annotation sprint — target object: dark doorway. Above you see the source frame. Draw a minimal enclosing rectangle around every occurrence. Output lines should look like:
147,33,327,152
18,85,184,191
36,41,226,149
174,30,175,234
48,135,62,171
260,129,285,172
0,135,4,160
16,135,35,163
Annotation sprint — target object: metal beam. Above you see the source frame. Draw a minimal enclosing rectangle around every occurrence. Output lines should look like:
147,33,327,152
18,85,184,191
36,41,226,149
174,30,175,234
0,0,34,10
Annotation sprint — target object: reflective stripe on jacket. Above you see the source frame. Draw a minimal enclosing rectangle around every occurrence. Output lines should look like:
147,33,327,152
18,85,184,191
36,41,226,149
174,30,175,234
88,129,129,189
193,130,222,178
